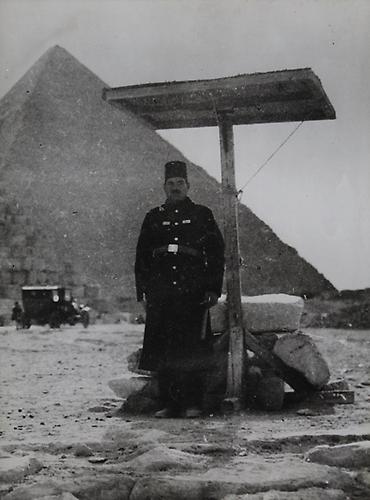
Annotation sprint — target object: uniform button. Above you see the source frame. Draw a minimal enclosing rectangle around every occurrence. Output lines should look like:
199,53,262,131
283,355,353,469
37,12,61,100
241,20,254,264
174,222,179,225
174,237,178,241
175,209,179,213
172,266,177,270
173,281,177,285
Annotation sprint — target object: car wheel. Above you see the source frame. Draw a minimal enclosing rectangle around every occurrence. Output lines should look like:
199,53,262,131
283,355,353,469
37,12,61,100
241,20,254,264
81,311,89,328
22,314,31,329
49,312,61,329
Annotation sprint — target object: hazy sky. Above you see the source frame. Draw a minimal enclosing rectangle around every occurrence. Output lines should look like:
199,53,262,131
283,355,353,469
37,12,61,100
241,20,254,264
0,0,369,291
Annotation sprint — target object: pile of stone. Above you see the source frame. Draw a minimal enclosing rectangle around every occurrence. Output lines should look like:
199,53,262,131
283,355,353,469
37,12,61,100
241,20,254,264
208,294,331,411
118,293,346,415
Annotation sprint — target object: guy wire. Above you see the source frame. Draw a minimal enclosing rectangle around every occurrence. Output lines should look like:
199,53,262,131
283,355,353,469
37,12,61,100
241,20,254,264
237,121,304,201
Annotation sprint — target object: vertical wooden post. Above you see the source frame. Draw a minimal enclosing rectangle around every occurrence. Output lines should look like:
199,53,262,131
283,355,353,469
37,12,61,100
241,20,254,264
218,112,245,409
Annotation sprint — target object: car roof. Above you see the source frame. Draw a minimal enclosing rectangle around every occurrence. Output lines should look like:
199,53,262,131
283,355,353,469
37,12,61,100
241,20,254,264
22,286,63,290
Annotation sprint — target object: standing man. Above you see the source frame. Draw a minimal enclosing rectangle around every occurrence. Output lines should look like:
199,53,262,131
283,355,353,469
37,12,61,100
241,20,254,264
135,160,225,418
11,301,23,329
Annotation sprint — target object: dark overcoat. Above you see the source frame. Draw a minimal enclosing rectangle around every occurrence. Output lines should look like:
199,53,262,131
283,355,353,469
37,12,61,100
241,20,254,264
135,197,225,372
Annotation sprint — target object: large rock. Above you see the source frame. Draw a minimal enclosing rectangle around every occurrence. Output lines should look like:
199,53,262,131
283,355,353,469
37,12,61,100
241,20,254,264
306,440,370,468
1,482,77,500
126,445,207,472
223,489,348,499
130,477,203,500
129,454,354,500
210,294,304,334
273,332,330,389
0,456,43,484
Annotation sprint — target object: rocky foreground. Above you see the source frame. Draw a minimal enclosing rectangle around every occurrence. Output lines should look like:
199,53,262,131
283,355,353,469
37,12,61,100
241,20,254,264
1,323,370,499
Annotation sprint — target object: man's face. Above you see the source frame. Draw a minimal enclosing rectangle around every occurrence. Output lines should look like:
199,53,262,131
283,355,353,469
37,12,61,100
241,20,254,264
164,177,189,203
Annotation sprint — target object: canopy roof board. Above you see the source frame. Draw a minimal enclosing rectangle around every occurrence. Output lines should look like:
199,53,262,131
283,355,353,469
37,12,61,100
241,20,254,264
103,68,335,129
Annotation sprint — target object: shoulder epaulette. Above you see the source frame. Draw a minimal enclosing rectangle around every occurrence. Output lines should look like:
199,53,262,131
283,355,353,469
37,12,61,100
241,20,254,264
148,205,164,216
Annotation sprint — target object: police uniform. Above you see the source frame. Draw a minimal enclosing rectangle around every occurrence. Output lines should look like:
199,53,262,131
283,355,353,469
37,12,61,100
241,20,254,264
135,162,224,413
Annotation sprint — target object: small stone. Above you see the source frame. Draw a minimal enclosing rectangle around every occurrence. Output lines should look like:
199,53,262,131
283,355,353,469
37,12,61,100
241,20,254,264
255,376,285,411
74,444,94,457
322,379,350,391
88,405,111,413
297,408,317,416
88,456,107,464
28,457,43,474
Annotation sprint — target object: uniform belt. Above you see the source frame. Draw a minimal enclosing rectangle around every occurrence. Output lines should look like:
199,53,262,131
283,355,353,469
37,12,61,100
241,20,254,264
153,245,201,258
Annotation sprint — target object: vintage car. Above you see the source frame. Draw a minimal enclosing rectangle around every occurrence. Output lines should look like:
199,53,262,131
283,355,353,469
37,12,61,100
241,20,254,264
21,286,88,329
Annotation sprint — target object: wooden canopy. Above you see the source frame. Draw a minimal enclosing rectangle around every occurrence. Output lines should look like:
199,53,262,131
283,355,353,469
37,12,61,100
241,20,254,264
103,68,335,129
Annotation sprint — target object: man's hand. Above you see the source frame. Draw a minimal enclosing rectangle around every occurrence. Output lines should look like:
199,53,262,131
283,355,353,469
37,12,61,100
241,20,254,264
201,291,219,308
139,298,147,312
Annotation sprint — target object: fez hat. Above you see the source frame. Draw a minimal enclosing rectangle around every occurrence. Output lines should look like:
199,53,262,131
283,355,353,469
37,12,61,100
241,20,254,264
165,161,187,181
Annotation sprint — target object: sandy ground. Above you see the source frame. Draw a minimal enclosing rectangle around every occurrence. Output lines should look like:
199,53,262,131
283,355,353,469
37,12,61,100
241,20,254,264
1,322,370,499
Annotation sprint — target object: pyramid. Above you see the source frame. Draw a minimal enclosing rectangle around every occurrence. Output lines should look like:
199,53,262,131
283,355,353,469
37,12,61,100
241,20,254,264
0,46,335,308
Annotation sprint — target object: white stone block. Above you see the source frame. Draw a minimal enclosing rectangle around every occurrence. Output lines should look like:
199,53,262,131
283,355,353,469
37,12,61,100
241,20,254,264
210,294,304,334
